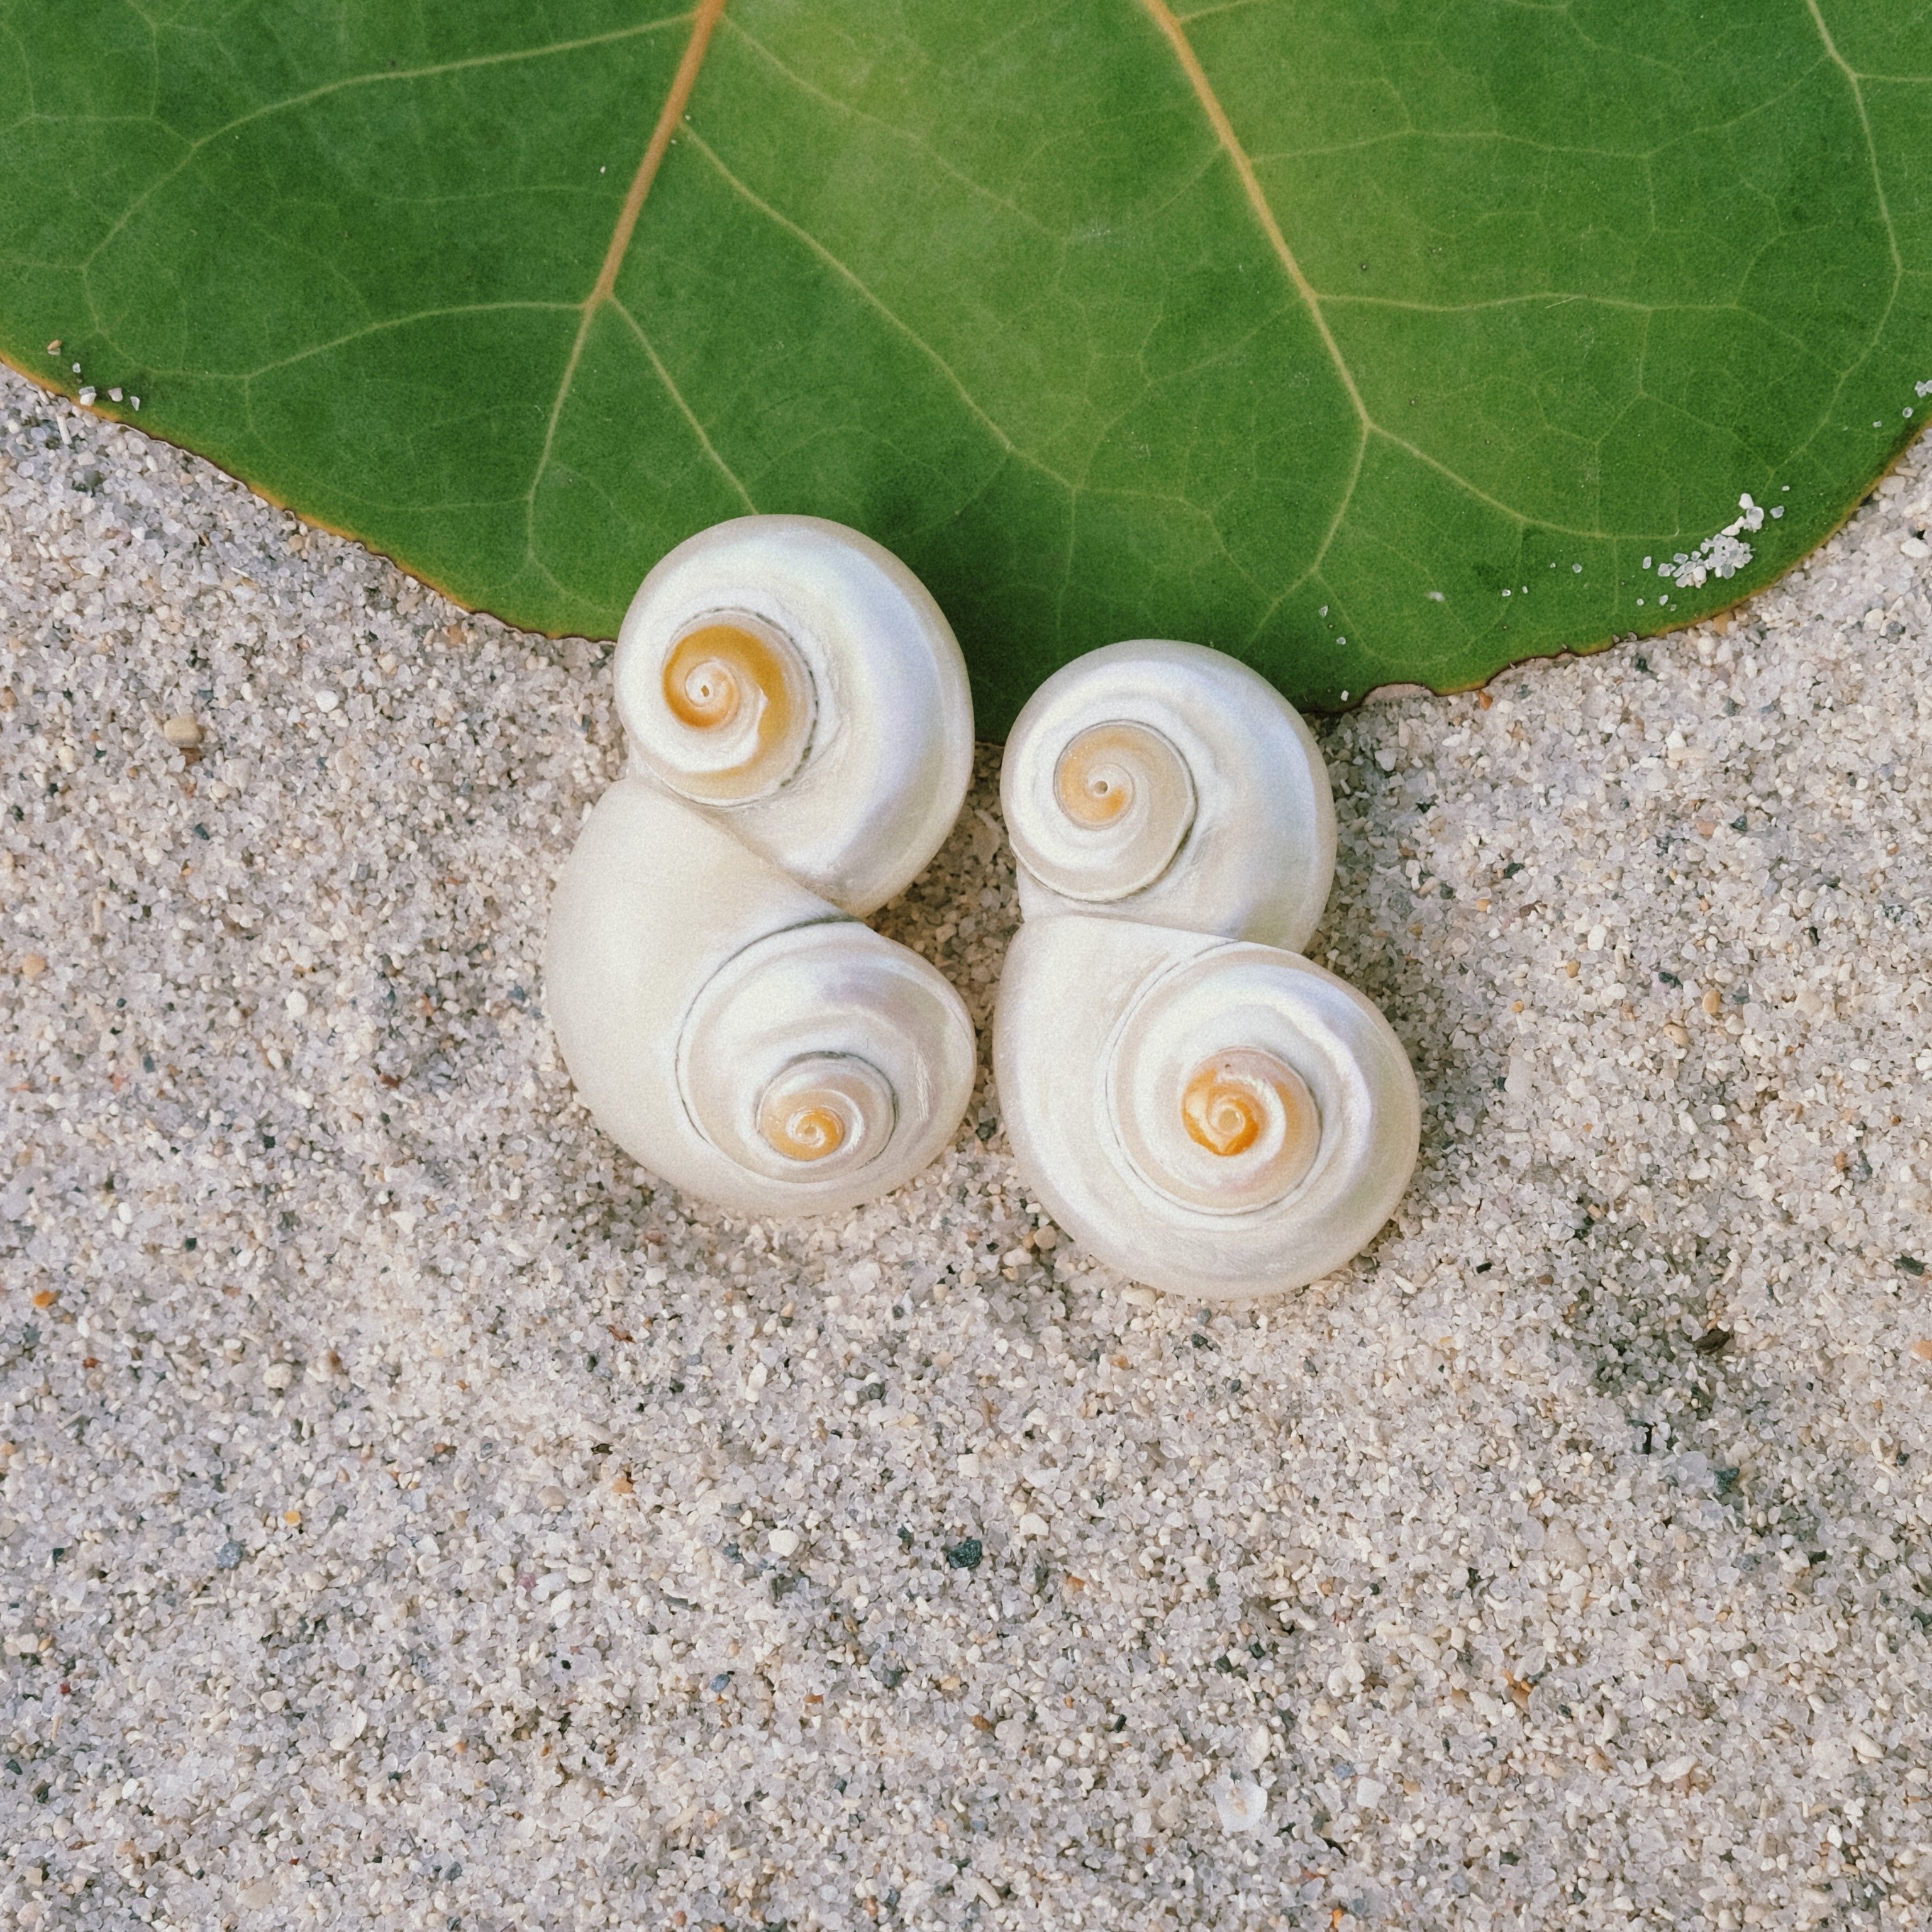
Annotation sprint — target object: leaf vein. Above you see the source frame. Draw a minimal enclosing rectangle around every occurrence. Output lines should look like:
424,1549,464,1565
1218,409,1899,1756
609,298,757,514
80,13,697,277
681,128,1075,496
228,303,579,384
1804,0,1903,284
1135,0,1370,433
720,18,1058,242
526,0,730,567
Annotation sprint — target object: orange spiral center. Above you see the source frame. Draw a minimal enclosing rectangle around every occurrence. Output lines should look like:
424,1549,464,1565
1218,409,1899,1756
1182,1051,1318,1163
1183,1069,1263,1155
663,623,796,739
760,1098,847,1162
1053,724,1150,826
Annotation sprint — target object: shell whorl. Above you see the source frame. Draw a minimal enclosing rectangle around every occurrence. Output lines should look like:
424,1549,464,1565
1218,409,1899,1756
615,515,974,917
993,919,1419,1300
1176,1050,1321,1196
1103,945,1358,1224
755,1057,894,1169
647,616,816,802
677,920,971,1202
1001,640,1335,953
1006,720,1197,901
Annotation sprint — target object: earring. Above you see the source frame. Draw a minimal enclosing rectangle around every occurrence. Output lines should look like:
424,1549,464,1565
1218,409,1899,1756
994,641,1419,1300
548,516,977,1216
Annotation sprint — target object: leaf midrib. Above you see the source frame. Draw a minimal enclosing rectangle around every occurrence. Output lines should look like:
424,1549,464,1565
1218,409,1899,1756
1137,0,1609,616
527,0,733,564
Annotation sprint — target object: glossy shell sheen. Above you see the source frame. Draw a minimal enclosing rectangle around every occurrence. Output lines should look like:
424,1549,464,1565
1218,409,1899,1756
616,514,974,916
1001,640,1335,952
995,918,1419,1299
548,782,975,1216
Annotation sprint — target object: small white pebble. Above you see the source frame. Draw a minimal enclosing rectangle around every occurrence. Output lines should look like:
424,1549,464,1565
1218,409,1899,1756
1211,1773,1267,1833
284,990,309,1018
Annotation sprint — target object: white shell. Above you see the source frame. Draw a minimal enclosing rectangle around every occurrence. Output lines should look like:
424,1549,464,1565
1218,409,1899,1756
616,514,973,916
550,514,977,1215
994,638,1416,1299
1001,640,1335,952
550,780,974,1216
995,918,1418,1299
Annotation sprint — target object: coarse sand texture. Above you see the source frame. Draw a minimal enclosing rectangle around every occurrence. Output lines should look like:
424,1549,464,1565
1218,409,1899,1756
3,363,1931,1929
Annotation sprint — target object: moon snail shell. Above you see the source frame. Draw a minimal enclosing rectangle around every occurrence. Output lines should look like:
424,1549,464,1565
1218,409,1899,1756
617,514,974,916
1002,639,1335,953
548,516,977,1216
996,922,1419,1299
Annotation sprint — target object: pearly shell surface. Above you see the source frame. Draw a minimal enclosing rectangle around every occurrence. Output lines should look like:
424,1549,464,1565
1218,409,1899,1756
550,514,977,1216
549,780,975,1216
1001,640,1335,953
994,918,1419,1299
616,514,973,916
994,636,1416,1299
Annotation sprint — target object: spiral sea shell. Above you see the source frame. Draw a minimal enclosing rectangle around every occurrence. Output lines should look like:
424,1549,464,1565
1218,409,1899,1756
548,518,976,1215
617,514,974,914
994,641,1417,1299
1001,640,1335,952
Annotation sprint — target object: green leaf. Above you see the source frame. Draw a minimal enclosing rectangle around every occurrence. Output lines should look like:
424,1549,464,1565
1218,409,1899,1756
3,1,1927,731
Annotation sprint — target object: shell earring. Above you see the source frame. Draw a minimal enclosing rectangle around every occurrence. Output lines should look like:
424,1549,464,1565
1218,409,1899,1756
547,516,977,1216
994,641,1419,1299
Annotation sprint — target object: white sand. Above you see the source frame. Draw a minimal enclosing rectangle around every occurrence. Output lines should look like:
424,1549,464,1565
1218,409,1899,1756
1,364,1929,1930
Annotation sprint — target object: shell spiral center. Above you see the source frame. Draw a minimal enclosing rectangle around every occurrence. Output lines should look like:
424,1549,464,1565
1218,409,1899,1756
752,1055,896,1175
762,1099,846,1162
1011,719,1196,901
1107,951,1337,1218
1181,1050,1319,1184
648,618,814,802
